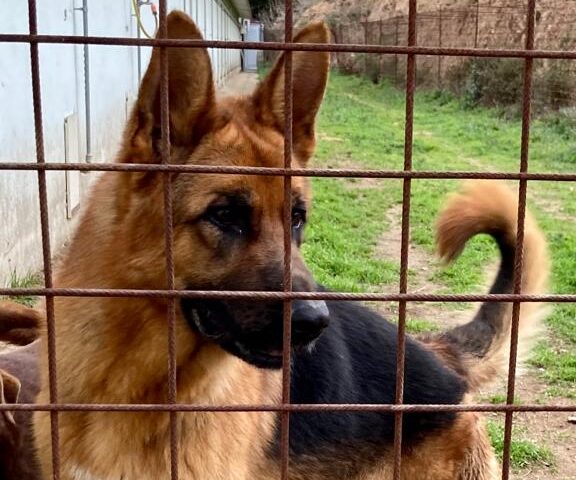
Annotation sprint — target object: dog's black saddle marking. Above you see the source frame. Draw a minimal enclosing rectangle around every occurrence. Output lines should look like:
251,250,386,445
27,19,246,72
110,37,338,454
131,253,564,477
272,297,466,459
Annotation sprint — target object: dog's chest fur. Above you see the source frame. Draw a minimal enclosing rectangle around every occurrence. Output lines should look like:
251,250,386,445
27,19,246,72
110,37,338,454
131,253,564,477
35,343,281,480
64,410,275,480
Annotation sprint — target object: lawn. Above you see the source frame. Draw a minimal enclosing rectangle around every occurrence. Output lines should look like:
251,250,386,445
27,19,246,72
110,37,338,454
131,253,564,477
302,72,576,474
304,72,576,396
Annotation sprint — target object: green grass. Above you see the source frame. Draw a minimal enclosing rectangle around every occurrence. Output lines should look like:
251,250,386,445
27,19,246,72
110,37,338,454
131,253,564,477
302,179,399,292
487,420,555,470
531,343,576,399
484,394,522,405
1,270,42,307
303,72,576,397
404,318,440,334
383,315,441,334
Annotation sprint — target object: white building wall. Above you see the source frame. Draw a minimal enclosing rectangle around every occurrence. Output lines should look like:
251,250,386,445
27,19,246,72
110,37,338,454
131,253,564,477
0,0,243,286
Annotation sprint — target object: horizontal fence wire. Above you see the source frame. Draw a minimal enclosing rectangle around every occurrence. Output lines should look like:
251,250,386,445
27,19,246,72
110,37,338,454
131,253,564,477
1,289,574,302
1,163,576,180
0,33,576,59
1,0,575,479
3,34,576,59
0,403,575,413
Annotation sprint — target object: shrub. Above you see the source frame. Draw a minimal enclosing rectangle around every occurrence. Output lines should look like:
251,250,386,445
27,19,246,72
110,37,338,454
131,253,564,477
447,58,524,109
447,57,576,114
534,60,574,111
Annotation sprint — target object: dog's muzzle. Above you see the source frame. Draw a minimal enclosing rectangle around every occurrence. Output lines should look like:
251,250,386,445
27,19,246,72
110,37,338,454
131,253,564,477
181,297,330,369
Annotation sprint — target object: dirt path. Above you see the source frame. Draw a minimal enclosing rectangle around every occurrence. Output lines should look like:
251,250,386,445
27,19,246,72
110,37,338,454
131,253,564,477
218,72,259,97
372,203,474,330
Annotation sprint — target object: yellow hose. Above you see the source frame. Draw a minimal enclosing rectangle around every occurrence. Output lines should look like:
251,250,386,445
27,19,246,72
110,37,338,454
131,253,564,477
131,0,157,40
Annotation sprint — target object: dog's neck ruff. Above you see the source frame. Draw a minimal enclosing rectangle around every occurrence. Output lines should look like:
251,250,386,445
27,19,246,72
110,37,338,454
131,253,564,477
70,465,109,480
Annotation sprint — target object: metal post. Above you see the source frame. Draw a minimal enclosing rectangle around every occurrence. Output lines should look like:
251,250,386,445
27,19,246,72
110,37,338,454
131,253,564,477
394,16,400,84
364,20,369,77
393,0,418,477
74,0,92,164
339,24,344,71
379,20,384,82
438,6,443,89
501,0,537,477
475,0,480,48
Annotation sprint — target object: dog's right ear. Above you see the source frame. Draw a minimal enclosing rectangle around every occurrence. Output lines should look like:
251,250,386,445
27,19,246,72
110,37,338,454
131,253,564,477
126,11,215,163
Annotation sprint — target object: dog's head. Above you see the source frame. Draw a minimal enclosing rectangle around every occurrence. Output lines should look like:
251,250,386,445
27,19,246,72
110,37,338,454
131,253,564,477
117,11,330,369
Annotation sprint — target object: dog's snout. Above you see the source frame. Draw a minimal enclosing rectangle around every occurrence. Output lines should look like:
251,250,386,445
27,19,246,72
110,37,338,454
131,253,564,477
291,300,330,346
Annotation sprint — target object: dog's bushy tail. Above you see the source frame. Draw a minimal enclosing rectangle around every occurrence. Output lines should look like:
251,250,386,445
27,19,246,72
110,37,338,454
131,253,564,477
432,181,550,390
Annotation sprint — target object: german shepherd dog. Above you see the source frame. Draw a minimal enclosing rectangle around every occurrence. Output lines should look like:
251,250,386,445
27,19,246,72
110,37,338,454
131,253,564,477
30,11,550,480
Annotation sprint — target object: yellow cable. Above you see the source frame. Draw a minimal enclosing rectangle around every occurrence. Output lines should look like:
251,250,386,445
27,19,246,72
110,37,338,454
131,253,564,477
132,0,156,40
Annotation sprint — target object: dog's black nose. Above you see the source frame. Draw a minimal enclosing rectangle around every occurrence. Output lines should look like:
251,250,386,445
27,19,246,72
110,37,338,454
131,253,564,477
291,300,330,346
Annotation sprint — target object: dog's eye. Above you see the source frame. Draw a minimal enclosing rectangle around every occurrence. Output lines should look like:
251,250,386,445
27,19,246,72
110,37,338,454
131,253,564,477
291,209,306,230
206,206,244,234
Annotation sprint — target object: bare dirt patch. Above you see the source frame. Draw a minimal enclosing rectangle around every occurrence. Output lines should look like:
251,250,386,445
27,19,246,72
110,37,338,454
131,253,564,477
318,133,344,143
321,155,387,190
373,203,474,329
531,194,574,223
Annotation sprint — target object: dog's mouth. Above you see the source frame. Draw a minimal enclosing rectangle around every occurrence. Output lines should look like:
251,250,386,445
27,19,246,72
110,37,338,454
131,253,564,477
180,297,328,369
226,343,284,369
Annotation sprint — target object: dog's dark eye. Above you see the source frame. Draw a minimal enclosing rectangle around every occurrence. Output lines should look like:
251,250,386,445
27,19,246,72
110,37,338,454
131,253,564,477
292,209,306,230
206,206,244,234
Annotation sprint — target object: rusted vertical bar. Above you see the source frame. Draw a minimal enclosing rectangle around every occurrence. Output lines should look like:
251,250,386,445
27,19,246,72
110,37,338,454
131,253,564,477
394,16,400,84
500,0,536,478
475,0,480,48
438,6,443,89
364,20,369,77
157,1,178,478
379,20,384,81
393,1,417,479
338,24,343,72
26,1,60,478
280,1,294,478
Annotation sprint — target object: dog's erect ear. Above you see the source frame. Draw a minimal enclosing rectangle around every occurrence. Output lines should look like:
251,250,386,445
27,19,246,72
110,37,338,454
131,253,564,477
128,11,215,161
0,369,21,427
253,22,330,163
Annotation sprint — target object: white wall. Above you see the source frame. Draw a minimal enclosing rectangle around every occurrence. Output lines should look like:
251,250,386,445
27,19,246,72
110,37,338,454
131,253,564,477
0,0,243,286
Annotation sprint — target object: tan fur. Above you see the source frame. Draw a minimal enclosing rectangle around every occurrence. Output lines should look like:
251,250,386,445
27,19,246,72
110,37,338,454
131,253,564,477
436,180,550,389
28,10,546,480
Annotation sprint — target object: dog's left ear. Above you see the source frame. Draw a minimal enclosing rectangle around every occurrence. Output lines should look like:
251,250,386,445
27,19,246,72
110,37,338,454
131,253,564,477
253,22,330,163
127,11,215,162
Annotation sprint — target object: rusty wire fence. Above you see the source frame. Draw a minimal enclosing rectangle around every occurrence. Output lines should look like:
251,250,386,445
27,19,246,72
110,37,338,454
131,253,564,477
266,0,576,111
0,0,576,479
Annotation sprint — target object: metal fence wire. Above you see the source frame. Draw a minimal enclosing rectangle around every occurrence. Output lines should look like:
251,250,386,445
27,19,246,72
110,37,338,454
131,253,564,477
0,0,575,479
264,1,576,109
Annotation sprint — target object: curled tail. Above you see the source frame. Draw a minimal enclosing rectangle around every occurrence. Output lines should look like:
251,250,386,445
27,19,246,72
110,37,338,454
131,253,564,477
432,181,550,390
